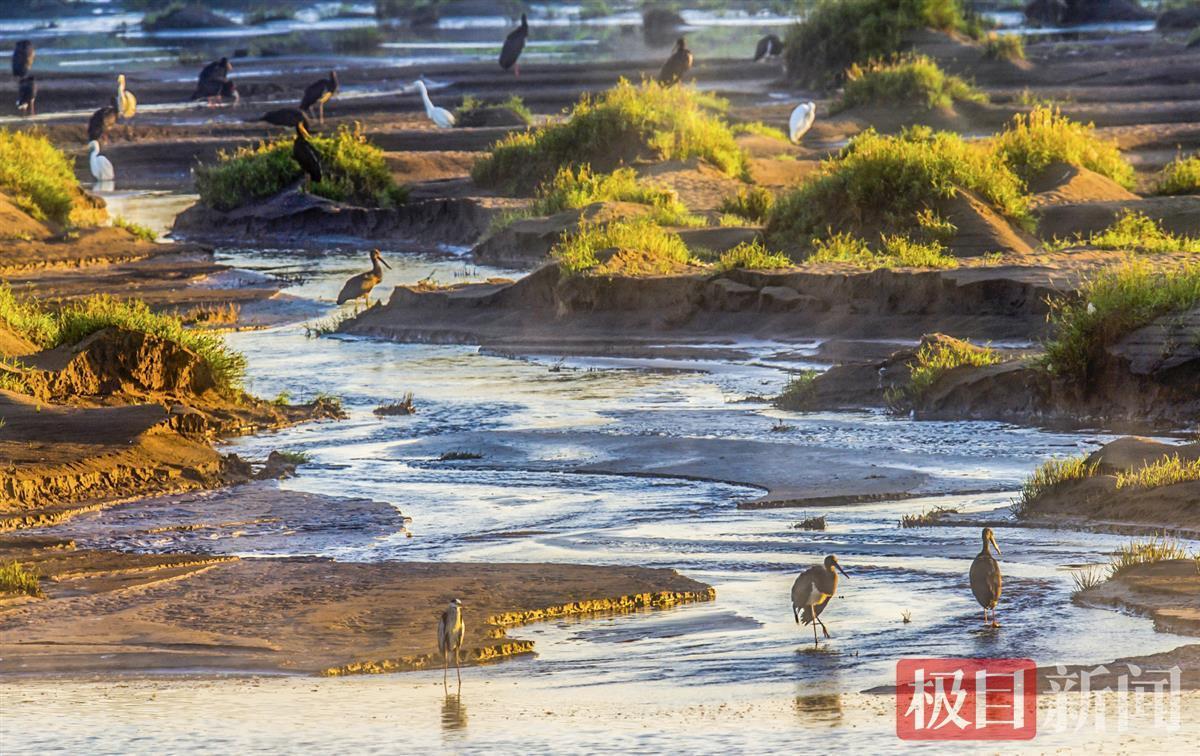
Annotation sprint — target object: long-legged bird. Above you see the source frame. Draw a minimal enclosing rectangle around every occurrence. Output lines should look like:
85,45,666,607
337,249,391,306
658,37,692,85
789,101,815,144
12,40,34,78
792,554,849,648
754,34,783,62
88,105,117,142
499,13,528,76
970,527,1002,628
16,76,36,116
437,598,466,685
300,70,338,124
293,121,322,186
415,80,454,128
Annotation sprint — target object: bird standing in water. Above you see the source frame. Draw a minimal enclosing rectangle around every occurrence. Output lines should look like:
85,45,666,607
115,74,137,120
499,13,528,76
12,40,34,78
789,101,815,144
437,598,466,685
970,527,1003,628
336,249,391,306
16,76,36,116
658,37,693,85
293,121,322,187
415,80,455,128
87,140,114,185
791,554,849,648
753,34,783,62
300,70,338,125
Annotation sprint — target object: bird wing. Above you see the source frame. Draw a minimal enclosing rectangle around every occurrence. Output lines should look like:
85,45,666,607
499,35,526,69
121,91,137,118
336,273,364,304
754,37,768,62
437,611,447,654
969,553,1001,609
455,619,465,649
436,107,455,128
300,80,327,110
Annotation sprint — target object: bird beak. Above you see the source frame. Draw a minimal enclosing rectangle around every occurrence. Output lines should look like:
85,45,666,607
990,533,1002,557
380,257,391,269
835,564,849,579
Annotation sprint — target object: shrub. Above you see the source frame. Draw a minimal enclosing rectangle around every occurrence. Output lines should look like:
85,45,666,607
530,165,699,226
982,32,1024,61
1043,260,1200,385
1081,211,1200,255
806,232,958,269
784,0,976,88
904,338,1000,401
0,129,105,228
1156,153,1200,196
1109,534,1193,575
1014,455,1098,516
0,561,41,597
773,369,820,409
195,124,408,211
1115,454,1200,490
552,218,693,276
767,128,1028,245
113,216,157,242
714,240,792,271
732,121,789,141
472,79,747,193
0,285,246,394
990,106,1135,190
836,55,985,112
718,186,775,223
455,94,533,126
899,505,958,527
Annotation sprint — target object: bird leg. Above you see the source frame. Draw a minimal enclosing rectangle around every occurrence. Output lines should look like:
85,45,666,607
319,102,325,125
816,617,831,639
991,609,1001,629
793,606,799,624
455,648,461,684
514,63,520,78
811,607,818,647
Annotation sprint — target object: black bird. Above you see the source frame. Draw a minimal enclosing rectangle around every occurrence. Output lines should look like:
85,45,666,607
658,37,692,85
753,34,783,62
499,13,528,76
293,121,322,184
191,78,238,105
299,70,338,124
87,105,117,142
253,107,310,129
197,57,232,85
12,40,34,78
16,76,36,116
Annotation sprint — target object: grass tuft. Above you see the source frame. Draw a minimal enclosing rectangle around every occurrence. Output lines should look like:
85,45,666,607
982,32,1024,61
714,240,791,272
773,369,821,409
472,79,747,194
807,232,958,269
732,121,789,142
1042,260,1200,385
455,94,534,126
836,55,986,112
113,216,157,242
1109,534,1193,575
1155,153,1200,196
899,505,958,528
718,186,775,223
0,561,42,597
904,337,1000,402
0,129,105,228
990,106,1135,190
791,515,827,530
195,124,409,211
1014,455,1098,516
768,127,1028,245
1079,211,1200,255
552,217,694,277
530,165,700,226
1115,454,1200,490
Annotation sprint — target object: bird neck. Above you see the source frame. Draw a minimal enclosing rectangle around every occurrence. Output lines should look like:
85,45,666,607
979,536,991,557
371,256,384,275
418,84,435,115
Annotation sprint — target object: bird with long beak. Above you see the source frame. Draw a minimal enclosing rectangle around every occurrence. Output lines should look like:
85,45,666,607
292,121,322,186
970,527,1003,628
437,598,466,685
337,249,391,307
792,554,849,647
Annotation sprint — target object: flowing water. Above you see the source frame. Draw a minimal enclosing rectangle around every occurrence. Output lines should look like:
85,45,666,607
4,228,1197,752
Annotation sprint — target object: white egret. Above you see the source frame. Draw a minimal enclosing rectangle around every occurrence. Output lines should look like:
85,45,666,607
415,80,455,129
87,140,114,184
790,101,816,144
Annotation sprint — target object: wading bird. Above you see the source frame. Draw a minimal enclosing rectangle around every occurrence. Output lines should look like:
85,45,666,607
658,37,693,85
337,249,391,306
252,107,310,130
789,101,815,144
87,140,114,184
191,78,238,106
437,598,466,685
16,76,35,116
499,13,528,76
198,56,232,86
415,80,455,128
792,554,849,648
293,121,322,185
12,40,34,78
970,527,1002,628
115,74,137,120
753,34,783,62
88,105,117,142
300,70,338,124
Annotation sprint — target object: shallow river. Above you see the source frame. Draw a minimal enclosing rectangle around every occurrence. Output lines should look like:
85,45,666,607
4,232,1197,752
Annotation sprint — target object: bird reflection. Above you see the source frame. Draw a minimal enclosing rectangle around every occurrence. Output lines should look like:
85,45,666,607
441,690,468,732
794,692,844,727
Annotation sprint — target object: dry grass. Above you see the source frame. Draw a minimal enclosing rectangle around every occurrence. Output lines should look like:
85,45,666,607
1115,454,1200,490
1109,534,1194,575
899,505,958,528
0,561,42,597
791,515,827,531
1013,455,1099,517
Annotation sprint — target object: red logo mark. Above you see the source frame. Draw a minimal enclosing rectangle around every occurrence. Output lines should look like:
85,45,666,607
896,658,1037,740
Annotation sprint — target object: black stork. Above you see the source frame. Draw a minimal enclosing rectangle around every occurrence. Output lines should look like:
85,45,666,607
754,34,783,62
658,37,692,85
16,76,36,116
293,121,322,185
300,70,338,125
87,105,117,142
499,13,528,76
12,40,34,78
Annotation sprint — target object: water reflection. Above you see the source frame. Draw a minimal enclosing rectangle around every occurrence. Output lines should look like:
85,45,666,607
794,693,844,727
441,690,469,732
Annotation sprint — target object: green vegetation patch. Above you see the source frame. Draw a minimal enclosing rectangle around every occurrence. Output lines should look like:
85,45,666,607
807,232,959,269
899,505,958,528
982,32,1024,61
0,129,105,228
455,94,533,126
1115,454,1200,490
1043,259,1200,385
195,124,408,211
767,127,1028,246
836,55,986,112
1156,153,1200,196
113,216,157,242
773,369,820,409
731,121,789,142
1109,534,1195,575
1014,454,1099,516
530,165,700,226
0,561,41,597
472,79,747,194
0,285,246,394
552,217,695,276
784,0,979,88
718,186,775,223
904,337,1001,401
714,240,792,272
1081,211,1200,255
991,106,1135,190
